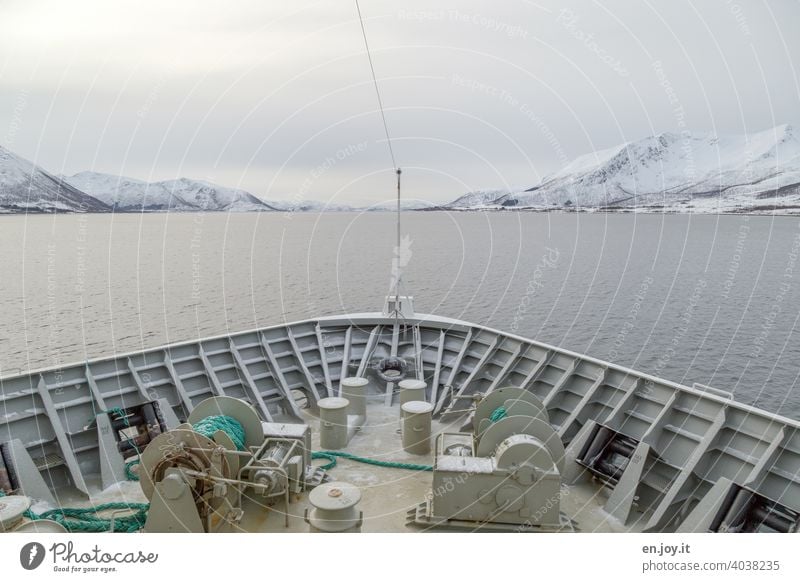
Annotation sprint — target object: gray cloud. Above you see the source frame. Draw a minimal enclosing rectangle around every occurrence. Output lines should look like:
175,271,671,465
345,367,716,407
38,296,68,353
0,0,798,205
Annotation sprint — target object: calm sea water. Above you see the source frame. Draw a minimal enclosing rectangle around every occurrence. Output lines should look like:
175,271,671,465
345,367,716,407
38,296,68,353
1,211,799,419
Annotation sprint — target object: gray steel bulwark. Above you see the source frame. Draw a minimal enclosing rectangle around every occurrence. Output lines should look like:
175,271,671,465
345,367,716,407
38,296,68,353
0,311,797,533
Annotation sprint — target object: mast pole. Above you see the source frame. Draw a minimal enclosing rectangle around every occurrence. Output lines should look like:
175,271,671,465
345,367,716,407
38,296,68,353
395,167,402,301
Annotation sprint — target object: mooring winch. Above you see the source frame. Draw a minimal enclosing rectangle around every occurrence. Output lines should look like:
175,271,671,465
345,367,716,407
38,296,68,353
139,396,321,532
409,386,567,531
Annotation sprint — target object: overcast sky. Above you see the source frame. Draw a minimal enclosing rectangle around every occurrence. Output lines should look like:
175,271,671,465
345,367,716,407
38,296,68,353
1,0,798,205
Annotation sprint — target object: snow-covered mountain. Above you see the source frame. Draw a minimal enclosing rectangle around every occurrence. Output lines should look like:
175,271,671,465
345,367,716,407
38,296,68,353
441,190,510,209
64,171,279,212
12,124,799,215
0,146,110,213
445,125,800,214
266,199,359,212
364,199,437,211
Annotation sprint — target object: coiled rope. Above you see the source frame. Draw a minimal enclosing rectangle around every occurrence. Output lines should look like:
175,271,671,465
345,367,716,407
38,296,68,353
2,410,147,534
5,414,245,532
312,451,432,472
489,406,508,423
192,414,247,451
27,503,150,533
0,491,148,533
125,459,141,481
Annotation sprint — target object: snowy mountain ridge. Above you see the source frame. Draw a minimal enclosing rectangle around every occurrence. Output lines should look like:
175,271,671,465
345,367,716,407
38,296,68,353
0,146,110,213
445,125,800,214
64,171,279,212
5,124,800,214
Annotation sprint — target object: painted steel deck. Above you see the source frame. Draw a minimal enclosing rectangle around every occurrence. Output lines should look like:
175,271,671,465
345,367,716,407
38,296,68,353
1,312,799,532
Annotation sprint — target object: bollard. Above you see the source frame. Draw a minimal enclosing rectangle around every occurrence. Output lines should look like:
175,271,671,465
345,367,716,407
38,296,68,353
341,377,369,417
12,519,68,533
398,379,427,412
401,400,434,455
318,397,349,450
0,495,30,532
305,481,363,533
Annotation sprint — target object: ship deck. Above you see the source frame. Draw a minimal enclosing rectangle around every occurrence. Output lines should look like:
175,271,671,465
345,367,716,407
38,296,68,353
55,400,638,533
3,311,799,533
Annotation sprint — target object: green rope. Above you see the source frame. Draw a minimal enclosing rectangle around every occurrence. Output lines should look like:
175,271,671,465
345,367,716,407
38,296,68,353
0,408,150,532
312,451,432,472
489,406,507,422
29,502,150,533
125,459,141,481
0,491,147,533
312,451,339,471
192,414,246,451
100,406,128,421
0,414,242,532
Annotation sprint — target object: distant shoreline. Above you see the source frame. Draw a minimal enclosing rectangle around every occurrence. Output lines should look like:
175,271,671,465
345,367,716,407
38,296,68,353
2,208,799,217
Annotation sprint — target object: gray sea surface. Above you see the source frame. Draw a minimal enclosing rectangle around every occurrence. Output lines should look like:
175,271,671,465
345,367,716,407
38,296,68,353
0,211,798,419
